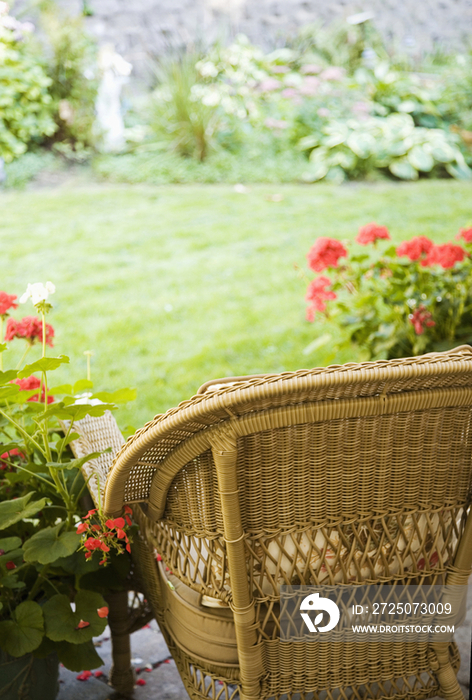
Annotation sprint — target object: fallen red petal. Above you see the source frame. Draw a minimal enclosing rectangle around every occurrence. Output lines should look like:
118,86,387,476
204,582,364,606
97,606,109,618
136,679,146,686
76,670,92,681
76,619,90,629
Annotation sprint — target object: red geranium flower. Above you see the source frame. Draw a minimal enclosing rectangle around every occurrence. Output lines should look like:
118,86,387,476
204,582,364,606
0,447,24,470
0,292,18,316
305,276,337,320
306,238,347,272
5,316,54,346
356,223,390,245
457,227,472,243
396,236,433,261
12,376,54,404
422,243,467,269
409,305,435,335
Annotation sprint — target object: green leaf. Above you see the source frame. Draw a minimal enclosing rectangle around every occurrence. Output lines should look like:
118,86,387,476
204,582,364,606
0,370,18,385
46,452,104,471
325,166,346,184
0,601,44,656
54,549,102,576
346,131,375,159
0,573,25,589
0,547,23,566
0,492,47,530
23,524,80,564
43,590,107,644
73,379,93,393
302,161,328,182
47,384,73,394
445,162,472,181
0,343,6,354
0,385,20,400
407,145,434,172
55,432,80,454
91,388,137,403
37,402,116,421
389,159,419,180
56,639,104,671
18,356,70,378
297,135,318,151
31,635,57,659
397,100,416,113
0,537,21,553
430,144,456,163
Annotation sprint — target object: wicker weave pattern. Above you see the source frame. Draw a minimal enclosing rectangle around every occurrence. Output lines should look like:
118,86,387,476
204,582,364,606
60,411,125,507
102,346,472,700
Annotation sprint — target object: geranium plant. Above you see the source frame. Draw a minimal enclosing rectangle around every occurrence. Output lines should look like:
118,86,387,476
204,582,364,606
0,282,136,673
304,224,472,359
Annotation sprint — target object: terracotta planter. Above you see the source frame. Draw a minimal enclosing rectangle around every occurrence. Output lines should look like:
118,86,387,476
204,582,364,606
0,650,59,700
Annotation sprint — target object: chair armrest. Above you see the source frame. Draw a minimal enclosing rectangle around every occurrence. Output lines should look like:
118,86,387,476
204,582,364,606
60,411,125,508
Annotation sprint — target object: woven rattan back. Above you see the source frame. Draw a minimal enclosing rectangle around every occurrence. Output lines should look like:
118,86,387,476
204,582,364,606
104,346,472,700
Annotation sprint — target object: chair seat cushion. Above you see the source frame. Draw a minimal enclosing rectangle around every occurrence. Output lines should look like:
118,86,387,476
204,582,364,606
158,562,239,666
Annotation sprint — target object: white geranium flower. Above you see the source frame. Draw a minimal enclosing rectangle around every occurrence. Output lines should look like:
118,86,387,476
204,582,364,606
20,281,56,306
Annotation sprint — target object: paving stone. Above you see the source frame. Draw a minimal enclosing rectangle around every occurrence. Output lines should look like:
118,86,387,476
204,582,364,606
133,658,189,700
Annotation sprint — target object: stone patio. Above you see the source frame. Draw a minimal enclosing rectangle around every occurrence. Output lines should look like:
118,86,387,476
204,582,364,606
58,593,472,700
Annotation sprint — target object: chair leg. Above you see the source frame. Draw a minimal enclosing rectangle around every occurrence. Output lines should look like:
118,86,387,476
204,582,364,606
430,644,465,700
106,589,136,695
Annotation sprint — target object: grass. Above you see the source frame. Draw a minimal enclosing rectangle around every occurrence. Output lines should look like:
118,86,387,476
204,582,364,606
0,179,471,431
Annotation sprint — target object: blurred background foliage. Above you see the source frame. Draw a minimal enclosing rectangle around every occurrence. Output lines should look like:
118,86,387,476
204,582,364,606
1,2,472,187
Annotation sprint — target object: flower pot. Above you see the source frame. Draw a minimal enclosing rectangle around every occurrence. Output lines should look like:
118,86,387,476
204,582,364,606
0,650,59,700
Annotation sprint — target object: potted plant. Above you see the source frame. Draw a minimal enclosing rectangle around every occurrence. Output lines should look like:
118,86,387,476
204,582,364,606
0,283,134,699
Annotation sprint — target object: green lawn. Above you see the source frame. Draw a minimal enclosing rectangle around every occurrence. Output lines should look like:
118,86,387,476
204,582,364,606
1,180,471,431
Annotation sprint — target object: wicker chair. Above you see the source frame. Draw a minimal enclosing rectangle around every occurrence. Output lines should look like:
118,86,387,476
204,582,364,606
75,345,472,700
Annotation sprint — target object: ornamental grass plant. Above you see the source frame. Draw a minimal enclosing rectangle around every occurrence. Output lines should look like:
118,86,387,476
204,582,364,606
304,224,472,359
0,283,135,673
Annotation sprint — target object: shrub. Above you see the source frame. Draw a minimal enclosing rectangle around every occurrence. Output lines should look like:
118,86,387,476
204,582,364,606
150,53,223,161
299,113,471,183
303,224,472,359
0,5,56,162
39,6,98,156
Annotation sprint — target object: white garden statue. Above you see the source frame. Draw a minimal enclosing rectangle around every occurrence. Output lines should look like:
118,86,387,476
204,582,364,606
95,44,132,152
